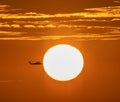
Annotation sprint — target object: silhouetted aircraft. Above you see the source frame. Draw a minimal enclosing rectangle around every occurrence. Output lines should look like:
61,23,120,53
29,61,42,65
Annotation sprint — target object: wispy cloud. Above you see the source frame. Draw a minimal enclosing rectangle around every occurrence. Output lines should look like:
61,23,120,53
0,4,20,13
114,0,120,4
0,3,120,41
0,33,120,41
0,31,25,36
0,4,9,12
0,6,120,19
111,18,120,21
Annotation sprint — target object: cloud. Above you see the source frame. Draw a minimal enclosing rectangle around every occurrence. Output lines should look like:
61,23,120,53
114,0,120,4
24,25,36,28
111,18,120,21
0,31,25,36
0,6,120,20
0,3,120,41
0,4,20,13
0,4,9,12
0,33,120,41
84,6,120,18
0,22,21,28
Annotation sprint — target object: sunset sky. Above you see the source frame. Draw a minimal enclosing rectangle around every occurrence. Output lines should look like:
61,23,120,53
0,0,120,102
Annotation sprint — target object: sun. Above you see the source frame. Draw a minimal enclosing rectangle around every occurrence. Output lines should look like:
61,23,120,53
43,44,84,81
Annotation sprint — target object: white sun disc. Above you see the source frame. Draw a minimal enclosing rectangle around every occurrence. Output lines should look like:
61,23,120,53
43,44,84,81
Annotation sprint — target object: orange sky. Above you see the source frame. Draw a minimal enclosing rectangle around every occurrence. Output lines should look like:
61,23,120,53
0,0,120,102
